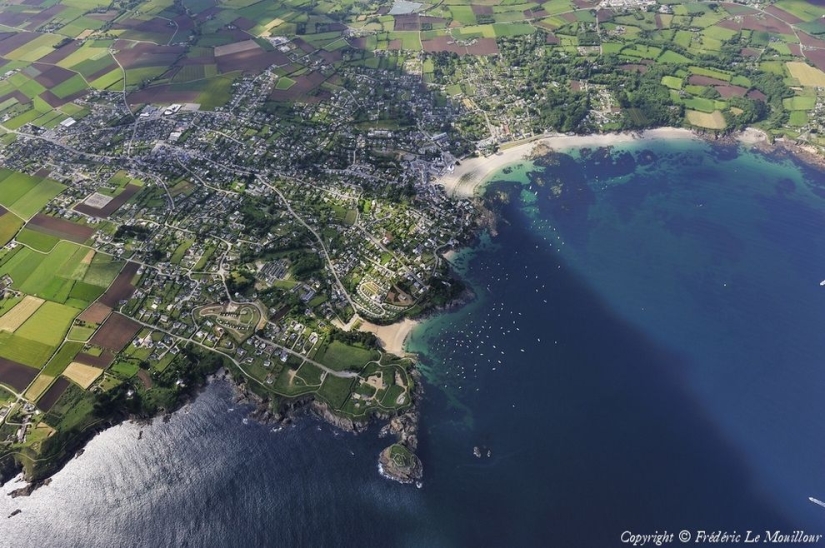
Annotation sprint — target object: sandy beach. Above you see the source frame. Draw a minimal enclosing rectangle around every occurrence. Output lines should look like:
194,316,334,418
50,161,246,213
438,128,699,198
358,318,419,356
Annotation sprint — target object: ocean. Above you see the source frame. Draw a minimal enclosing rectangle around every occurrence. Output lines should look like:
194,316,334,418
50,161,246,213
3,137,825,547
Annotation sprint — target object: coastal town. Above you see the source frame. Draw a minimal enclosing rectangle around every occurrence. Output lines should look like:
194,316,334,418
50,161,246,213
2,0,825,483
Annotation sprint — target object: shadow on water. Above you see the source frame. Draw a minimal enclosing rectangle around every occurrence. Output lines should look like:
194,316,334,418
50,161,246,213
414,191,797,548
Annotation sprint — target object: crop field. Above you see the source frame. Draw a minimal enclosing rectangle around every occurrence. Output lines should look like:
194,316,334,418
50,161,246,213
15,227,59,252
786,62,825,86
775,0,825,22
77,302,112,324
25,374,54,401
0,332,55,368
82,254,123,288
0,296,44,333
36,376,70,412
26,213,96,244
0,356,39,393
0,171,42,205
98,262,140,308
89,312,142,351
16,302,80,346
0,175,65,220
74,184,140,217
686,109,726,130
90,69,125,91
0,209,23,246
63,361,102,389
0,296,22,318
74,350,115,369
0,242,90,298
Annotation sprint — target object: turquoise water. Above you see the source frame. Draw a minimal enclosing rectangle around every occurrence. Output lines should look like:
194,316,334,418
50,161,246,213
3,138,825,547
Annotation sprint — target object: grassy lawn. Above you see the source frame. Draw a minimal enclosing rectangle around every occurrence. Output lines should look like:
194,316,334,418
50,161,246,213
317,374,354,409
316,340,376,372
295,362,324,386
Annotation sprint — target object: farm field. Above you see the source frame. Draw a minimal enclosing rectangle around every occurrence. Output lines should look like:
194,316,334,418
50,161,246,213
0,296,44,332
16,302,80,346
0,172,65,220
62,361,102,389
0,209,23,246
25,374,54,401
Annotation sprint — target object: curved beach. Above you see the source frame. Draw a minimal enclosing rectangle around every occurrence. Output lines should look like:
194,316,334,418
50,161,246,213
358,318,419,356
438,128,700,198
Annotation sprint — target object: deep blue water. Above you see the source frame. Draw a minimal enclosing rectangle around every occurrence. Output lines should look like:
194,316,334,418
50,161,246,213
4,138,825,547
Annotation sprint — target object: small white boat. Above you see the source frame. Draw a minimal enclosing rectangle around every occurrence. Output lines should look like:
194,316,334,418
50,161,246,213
820,280,825,286
809,497,825,508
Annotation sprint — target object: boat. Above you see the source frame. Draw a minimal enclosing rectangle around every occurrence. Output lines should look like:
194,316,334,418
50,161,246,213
820,280,825,286
809,497,825,509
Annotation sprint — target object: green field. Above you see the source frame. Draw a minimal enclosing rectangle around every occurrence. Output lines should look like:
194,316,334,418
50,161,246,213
0,332,55,368
295,362,325,386
0,242,90,296
90,69,125,91
0,174,66,220
110,360,139,378
0,171,40,204
82,254,123,287
16,302,80,346
783,96,816,110
789,110,809,126
67,325,96,341
275,76,296,90
316,341,376,372
0,211,23,246
69,281,106,302
317,374,354,409
774,0,825,21
15,228,59,252
661,75,682,90
51,75,88,99
42,342,83,377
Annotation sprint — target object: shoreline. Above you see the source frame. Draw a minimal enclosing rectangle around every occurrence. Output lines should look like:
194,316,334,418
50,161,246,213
438,128,699,198
358,318,420,356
